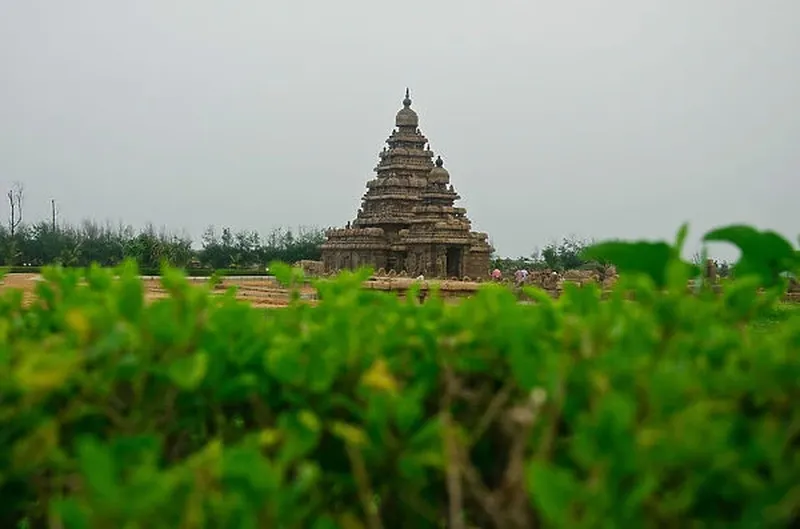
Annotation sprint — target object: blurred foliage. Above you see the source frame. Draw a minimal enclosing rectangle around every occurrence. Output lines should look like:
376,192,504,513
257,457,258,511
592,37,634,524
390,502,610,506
0,224,798,528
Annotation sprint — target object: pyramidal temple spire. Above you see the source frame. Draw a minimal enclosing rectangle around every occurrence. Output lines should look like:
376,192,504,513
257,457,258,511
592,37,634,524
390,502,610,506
320,91,493,279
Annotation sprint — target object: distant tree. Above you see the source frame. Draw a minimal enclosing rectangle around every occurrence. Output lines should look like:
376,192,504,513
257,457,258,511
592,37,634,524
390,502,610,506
490,236,606,276
7,182,23,238
536,237,595,272
199,226,230,269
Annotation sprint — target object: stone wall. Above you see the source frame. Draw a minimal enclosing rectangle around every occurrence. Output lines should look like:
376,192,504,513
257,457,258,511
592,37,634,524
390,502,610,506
358,271,800,304
464,249,490,280
297,260,325,277
322,250,389,273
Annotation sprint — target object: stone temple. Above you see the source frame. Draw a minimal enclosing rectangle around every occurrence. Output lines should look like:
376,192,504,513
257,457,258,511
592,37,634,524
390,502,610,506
321,89,493,279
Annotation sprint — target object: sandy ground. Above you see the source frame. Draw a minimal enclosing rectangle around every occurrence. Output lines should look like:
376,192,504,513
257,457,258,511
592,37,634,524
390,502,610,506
0,273,313,308
6,273,793,308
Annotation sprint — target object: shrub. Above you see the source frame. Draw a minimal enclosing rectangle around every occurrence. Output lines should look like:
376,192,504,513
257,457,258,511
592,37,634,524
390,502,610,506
0,225,798,528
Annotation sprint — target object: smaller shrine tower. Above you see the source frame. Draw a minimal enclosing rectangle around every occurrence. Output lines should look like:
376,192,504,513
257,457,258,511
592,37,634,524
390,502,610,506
321,89,492,278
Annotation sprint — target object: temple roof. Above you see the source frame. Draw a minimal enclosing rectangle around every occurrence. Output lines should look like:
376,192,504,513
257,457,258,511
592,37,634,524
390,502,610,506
428,155,450,184
395,88,419,128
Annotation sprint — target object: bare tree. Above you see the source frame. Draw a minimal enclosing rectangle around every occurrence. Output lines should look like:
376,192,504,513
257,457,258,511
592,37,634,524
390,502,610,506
8,182,23,237
51,198,57,231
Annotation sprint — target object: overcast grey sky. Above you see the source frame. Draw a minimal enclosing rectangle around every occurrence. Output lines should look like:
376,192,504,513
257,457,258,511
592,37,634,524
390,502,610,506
1,1,798,259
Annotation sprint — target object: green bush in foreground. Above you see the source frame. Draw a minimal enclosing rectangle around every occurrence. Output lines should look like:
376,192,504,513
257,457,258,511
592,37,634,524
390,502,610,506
0,224,798,528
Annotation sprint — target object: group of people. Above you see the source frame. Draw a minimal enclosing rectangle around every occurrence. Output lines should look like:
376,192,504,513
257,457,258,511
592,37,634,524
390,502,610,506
490,268,530,287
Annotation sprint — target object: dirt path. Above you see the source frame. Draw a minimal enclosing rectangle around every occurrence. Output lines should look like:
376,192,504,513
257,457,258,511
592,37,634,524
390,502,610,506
0,273,311,308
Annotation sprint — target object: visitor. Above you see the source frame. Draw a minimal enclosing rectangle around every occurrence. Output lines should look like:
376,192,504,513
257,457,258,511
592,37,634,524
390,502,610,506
491,268,502,281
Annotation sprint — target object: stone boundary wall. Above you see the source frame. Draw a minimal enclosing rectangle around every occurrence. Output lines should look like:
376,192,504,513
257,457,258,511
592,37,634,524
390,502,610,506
262,259,800,303
358,266,800,303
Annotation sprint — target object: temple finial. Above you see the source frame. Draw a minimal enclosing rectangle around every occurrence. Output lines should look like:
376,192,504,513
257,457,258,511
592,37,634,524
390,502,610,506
403,87,411,107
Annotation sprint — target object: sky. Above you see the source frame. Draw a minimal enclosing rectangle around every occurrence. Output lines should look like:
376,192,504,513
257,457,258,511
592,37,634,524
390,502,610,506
1,1,798,260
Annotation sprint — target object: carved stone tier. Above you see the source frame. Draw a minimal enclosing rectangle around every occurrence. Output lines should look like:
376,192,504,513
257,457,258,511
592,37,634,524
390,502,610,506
321,89,493,279
353,215,415,226
362,194,422,202
367,176,427,188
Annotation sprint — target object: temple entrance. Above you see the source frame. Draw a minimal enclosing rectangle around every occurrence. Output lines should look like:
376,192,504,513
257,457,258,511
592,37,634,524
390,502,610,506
388,252,407,273
446,247,462,278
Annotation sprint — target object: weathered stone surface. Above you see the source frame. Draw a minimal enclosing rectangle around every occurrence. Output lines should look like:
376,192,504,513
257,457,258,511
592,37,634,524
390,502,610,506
297,260,324,277
321,90,492,279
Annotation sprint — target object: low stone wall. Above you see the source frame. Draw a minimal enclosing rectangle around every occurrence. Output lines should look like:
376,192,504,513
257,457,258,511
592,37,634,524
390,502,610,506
362,277,481,301
360,268,800,303
297,260,325,277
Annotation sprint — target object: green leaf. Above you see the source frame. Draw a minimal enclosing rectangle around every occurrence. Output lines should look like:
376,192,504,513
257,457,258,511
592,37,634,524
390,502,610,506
526,460,579,526
277,411,323,463
265,344,305,386
337,512,368,529
674,222,690,253
311,515,340,529
222,446,280,496
76,437,119,506
582,240,675,288
86,263,114,292
11,420,59,471
160,266,189,295
722,276,762,321
508,341,539,391
394,384,427,434
109,434,161,467
208,270,224,289
361,357,399,393
306,348,341,394
166,351,208,391
14,349,81,393
291,461,322,494
117,275,144,322
408,417,442,449
215,373,260,402
269,261,294,286
269,261,304,288
330,421,369,447
666,258,698,293
50,498,90,529
703,224,798,287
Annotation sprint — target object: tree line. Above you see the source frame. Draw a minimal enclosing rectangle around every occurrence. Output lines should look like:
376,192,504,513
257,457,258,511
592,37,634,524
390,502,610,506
0,180,325,270
0,220,325,270
0,184,730,275
1,220,729,276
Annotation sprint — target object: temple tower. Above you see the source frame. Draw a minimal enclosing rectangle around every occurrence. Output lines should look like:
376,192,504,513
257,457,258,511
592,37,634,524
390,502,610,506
321,90,492,278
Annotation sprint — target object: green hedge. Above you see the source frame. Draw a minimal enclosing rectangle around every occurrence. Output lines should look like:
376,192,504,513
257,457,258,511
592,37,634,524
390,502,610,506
0,224,799,528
